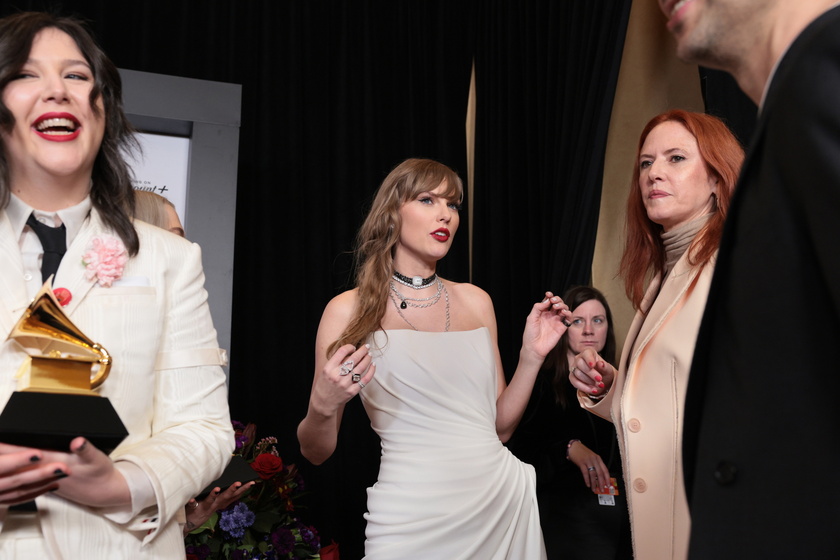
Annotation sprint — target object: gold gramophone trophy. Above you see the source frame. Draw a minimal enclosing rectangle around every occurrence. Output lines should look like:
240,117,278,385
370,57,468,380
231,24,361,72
0,283,127,452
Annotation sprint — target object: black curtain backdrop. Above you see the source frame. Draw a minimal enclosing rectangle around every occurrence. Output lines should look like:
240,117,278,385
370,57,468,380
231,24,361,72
1,1,630,557
472,1,631,376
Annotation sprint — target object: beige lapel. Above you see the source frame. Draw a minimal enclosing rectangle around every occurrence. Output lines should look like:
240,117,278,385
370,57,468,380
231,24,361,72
628,251,703,370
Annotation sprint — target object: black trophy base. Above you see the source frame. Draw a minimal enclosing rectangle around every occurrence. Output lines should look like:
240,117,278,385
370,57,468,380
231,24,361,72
0,392,128,453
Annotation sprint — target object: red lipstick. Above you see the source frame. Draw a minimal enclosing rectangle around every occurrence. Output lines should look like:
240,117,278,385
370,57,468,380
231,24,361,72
431,228,450,242
33,112,81,142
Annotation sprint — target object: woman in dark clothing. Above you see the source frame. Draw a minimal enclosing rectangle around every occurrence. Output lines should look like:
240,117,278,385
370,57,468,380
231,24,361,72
509,286,632,560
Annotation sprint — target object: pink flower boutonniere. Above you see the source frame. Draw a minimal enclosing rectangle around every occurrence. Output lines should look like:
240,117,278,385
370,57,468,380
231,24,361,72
83,236,128,287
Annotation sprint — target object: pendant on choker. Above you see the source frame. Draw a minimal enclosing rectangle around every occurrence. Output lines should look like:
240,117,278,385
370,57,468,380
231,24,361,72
392,271,437,289
400,300,407,309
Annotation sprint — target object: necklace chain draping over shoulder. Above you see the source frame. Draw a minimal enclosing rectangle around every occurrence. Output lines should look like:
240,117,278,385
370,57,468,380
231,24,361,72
389,278,450,332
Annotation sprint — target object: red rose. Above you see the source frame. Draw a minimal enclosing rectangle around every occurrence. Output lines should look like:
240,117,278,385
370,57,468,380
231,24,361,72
251,453,284,480
320,541,340,560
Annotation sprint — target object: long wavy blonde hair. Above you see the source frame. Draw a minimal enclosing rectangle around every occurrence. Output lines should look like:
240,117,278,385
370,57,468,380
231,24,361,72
327,158,463,356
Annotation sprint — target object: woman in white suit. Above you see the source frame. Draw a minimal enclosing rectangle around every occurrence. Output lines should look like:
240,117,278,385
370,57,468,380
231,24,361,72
0,12,233,559
569,110,743,560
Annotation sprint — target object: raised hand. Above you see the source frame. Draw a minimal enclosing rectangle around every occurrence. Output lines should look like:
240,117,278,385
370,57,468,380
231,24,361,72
568,347,615,397
521,292,573,361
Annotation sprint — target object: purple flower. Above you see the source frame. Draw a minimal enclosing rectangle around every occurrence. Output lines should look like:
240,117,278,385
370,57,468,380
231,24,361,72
186,543,211,560
232,421,249,452
270,527,296,555
295,521,320,551
219,502,256,539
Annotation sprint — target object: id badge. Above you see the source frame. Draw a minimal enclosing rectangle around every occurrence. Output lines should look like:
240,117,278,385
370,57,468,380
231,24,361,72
596,477,619,506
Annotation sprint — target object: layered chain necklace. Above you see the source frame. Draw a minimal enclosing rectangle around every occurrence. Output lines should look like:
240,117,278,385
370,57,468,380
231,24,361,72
389,272,450,332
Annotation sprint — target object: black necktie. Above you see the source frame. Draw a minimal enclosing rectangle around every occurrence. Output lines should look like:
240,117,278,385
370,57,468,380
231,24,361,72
26,213,67,283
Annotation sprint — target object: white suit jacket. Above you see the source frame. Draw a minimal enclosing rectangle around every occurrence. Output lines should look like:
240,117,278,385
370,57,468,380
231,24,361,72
0,208,234,559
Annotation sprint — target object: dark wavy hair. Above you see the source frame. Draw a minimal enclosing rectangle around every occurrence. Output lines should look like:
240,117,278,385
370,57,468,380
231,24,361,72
546,286,616,407
0,12,139,255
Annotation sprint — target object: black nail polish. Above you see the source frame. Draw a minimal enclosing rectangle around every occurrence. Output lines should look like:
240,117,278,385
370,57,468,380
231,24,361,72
53,469,68,479
29,455,40,463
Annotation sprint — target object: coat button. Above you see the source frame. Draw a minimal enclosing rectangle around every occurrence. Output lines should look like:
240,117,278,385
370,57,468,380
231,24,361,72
714,461,738,485
632,478,647,493
627,418,641,432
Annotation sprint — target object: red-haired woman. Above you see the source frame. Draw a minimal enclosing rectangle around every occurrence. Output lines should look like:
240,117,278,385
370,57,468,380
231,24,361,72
569,110,744,560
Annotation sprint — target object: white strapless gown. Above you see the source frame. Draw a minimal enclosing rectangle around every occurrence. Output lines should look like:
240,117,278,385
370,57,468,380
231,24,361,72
360,328,546,559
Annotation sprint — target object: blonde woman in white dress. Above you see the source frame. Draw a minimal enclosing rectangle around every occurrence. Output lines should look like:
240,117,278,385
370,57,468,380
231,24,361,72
298,158,571,559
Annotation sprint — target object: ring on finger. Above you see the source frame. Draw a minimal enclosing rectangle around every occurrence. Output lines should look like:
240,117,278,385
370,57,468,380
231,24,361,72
352,373,362,383
587,466,596,472
571,367,578,375
339,359,355,376
358,381,366,389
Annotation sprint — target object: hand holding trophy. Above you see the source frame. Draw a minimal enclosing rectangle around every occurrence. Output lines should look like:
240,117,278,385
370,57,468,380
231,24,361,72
0,282,127,453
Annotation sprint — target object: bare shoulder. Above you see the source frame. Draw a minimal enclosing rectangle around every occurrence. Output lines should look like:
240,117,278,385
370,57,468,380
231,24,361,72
321,289,358,325
316,289,358,351
447,281,492,306
443,279,496,329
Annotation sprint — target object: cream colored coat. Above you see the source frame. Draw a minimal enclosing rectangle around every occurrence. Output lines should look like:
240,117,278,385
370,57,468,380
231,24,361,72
580,250,715,560
0,209,234,559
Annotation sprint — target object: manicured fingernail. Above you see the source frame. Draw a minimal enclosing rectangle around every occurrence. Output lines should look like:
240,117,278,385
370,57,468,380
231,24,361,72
598,382,605,388
54,469,68,479
30,455,40,462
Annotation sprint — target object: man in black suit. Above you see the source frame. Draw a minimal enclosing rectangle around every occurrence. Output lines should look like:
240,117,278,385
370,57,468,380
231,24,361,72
658,0,840,557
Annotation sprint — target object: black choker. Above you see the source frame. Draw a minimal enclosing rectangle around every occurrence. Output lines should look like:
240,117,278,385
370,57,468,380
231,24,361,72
392,271,437,289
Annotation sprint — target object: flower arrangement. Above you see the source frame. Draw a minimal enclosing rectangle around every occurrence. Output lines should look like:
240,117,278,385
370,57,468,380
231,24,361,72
185,421,322,560
82,235,127,287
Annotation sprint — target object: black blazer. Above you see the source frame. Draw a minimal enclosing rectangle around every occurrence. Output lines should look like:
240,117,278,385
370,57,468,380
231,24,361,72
683,6,840,559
